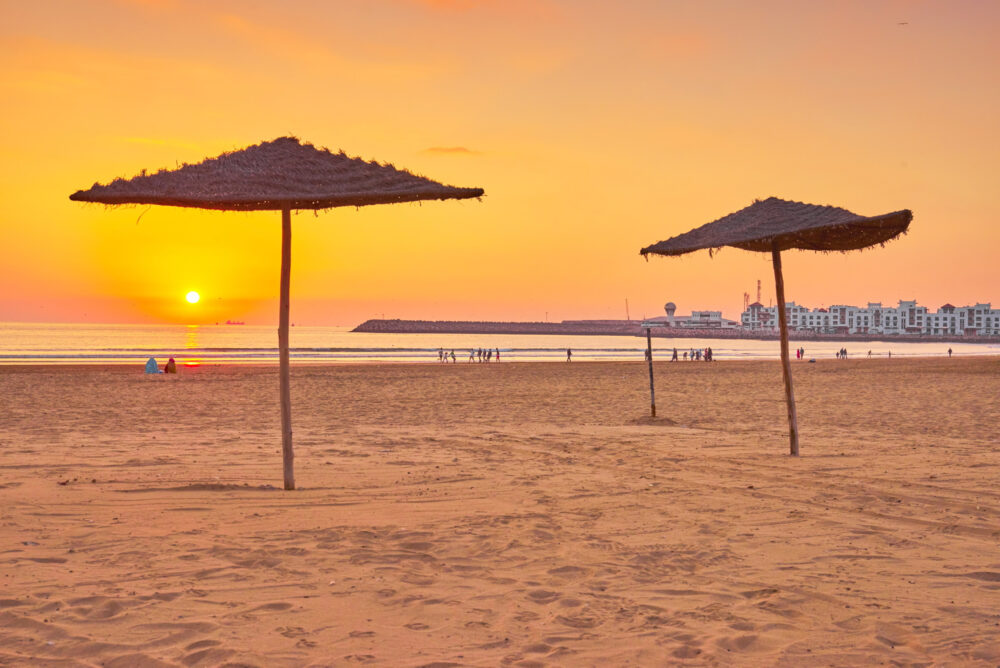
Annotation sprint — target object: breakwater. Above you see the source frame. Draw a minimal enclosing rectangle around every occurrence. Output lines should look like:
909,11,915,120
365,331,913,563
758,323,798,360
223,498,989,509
352,319,642,336
351,319,1000,344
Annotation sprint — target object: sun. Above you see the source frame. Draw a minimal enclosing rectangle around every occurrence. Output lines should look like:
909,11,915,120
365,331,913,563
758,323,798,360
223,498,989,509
185,291,201,304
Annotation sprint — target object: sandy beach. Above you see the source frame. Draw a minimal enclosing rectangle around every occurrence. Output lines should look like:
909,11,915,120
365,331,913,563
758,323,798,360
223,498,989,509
1,357,998,666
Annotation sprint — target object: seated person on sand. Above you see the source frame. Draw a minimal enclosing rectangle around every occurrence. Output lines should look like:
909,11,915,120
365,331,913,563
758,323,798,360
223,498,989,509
165,357,177,374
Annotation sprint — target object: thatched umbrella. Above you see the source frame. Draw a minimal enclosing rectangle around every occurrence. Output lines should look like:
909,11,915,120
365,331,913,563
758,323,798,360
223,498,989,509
640,197,911,455
71,136,484,489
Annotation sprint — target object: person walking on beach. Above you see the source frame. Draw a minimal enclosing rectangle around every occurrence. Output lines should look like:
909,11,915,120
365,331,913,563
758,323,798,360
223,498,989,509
487,349,493,363
495,347,500,362
469,349,475,362
438,348,444,362
948,347,952,358
566,348,572,362
671,347,678,361
450,350,456,363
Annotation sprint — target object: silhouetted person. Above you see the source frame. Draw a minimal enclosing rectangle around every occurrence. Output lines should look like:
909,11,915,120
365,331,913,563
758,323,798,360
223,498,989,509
566,348,572,362
165,357,177,374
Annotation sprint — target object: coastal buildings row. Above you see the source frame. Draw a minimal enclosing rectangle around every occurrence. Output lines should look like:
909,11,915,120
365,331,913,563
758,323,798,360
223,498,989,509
740,300,1000,336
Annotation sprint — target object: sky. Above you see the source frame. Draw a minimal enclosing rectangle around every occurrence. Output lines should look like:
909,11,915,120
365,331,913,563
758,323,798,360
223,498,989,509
1,0,998,325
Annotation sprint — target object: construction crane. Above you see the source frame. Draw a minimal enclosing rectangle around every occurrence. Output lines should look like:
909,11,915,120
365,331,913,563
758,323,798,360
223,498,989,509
757,279,762,304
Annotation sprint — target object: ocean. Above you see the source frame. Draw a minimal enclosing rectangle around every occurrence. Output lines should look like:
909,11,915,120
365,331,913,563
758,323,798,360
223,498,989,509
1,322,997,365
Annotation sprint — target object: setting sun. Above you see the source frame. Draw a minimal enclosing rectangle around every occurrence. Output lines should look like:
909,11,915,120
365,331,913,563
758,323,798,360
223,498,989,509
185,291,200,304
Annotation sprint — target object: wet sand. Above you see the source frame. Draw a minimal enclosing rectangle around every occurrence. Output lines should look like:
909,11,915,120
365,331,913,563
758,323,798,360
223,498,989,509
1,357,998,666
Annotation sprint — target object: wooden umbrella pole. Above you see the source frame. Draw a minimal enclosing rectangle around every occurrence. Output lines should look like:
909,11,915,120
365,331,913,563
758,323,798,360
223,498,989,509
279,208,295,489
646,328,656,417
771,244,800,456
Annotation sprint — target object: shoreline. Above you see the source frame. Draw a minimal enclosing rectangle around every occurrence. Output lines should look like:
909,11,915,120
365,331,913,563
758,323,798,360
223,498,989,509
2,352,998,369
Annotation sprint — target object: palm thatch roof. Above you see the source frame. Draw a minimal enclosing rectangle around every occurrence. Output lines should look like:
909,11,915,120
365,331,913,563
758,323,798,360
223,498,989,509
69,137,484,211
640,197,912,257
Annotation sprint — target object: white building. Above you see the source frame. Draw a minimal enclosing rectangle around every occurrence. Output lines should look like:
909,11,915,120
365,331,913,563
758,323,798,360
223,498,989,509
741,300,1000,336
644,302,740,329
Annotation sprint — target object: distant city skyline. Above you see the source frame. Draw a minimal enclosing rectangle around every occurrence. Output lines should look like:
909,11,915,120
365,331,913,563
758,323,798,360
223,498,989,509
742,299,1000,336
643,298,1000,337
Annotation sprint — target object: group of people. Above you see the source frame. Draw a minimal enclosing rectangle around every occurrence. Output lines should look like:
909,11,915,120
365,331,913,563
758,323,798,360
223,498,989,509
668,347,713,361
795,347,806,359
436,348,457,363
471,347,500,362
438,347,500,363
835,347,849,359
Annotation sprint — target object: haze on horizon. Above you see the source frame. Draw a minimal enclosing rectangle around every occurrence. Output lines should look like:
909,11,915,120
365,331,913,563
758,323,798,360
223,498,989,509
2,0,998,326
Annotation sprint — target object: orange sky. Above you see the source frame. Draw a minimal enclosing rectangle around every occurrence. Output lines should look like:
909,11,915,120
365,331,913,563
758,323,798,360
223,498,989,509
1,0,998,325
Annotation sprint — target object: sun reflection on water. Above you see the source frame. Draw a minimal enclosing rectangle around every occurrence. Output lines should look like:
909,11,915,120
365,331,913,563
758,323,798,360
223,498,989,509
182,325,203,366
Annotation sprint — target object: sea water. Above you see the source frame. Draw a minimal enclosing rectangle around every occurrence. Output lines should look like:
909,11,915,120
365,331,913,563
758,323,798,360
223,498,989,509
0,322,996,365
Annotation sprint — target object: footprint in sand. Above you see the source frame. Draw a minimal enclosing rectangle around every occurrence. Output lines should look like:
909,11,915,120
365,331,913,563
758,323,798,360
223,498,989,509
523,643,551,654
349,630,376,638
181,647,237,665
555,615,598,629
672,645,703,659
251,602,293,612
278,626,309,638
715,634,763,652
398,541,435,552
526,590,560,604
546,565,588,579
739,587,779,599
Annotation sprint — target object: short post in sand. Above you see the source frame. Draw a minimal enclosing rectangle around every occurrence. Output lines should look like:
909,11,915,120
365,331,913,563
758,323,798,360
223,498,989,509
645,327,656,417
771,244,798,456
640,321,665,418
